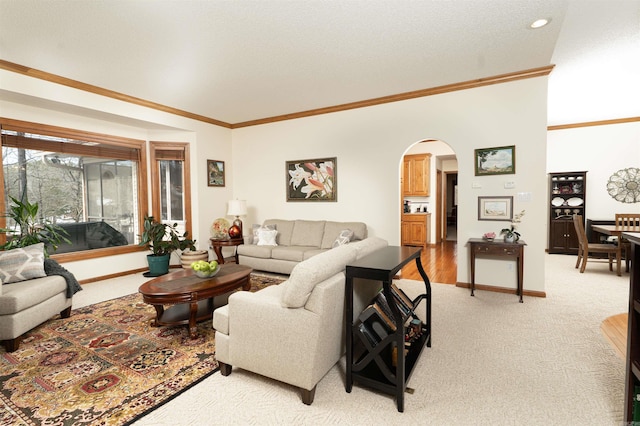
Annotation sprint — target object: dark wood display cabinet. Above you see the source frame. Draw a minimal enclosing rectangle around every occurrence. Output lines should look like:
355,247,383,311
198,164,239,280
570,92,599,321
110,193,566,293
623,232,640,422
345,246,431,412
548,171,587,254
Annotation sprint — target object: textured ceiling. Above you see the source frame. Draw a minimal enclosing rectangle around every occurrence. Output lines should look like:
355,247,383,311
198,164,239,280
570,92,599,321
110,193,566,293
0,0,638,126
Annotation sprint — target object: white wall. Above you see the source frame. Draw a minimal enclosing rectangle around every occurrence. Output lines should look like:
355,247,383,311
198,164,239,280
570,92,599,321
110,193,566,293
232,77,549,294
1,69,549,295
547,121,640,219
0,70,233,281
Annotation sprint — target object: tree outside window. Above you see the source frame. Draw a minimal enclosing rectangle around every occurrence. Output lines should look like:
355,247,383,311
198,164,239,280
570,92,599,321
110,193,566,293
1,127,142,255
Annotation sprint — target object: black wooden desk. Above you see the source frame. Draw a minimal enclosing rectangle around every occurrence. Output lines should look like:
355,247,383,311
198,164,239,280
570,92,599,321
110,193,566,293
467,238,527,303
345,245,431,412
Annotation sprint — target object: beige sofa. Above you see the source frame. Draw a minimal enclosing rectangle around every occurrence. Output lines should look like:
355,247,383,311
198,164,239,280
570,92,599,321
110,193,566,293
213,236,388,404
238,219,368,274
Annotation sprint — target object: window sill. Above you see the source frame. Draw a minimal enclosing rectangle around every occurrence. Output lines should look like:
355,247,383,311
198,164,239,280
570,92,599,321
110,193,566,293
50,244,146,263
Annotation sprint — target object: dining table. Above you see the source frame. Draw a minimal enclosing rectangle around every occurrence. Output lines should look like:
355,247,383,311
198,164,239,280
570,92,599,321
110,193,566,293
591,224,634,273
591,224,628,240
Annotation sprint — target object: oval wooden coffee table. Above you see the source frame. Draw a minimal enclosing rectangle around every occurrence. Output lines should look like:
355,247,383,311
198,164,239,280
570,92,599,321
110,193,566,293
139,263,252,339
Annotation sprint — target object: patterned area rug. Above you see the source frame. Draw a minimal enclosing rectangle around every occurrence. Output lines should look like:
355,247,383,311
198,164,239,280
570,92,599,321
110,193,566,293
0,273,285,425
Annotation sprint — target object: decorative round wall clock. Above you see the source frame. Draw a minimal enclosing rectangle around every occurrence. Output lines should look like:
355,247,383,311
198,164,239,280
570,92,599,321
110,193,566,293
606,167,640,203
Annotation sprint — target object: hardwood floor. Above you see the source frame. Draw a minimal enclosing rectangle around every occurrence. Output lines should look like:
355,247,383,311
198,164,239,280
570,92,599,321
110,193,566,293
601,312,627,359
401,240,457,284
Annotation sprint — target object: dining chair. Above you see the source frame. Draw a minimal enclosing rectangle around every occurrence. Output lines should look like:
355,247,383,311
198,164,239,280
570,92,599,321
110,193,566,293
573,214,622,276
615,213,640,272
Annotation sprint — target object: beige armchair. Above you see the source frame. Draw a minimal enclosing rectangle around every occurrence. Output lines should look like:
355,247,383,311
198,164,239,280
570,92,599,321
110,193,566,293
213,237,387,404
0,276,72,351
0,244,77,352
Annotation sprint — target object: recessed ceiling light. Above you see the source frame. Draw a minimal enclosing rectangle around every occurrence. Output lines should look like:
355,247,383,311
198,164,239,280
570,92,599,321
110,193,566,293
530,18,551,29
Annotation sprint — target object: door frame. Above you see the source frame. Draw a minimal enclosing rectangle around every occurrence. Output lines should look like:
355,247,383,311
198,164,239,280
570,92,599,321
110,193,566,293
444,171,458,241
436,169,442,243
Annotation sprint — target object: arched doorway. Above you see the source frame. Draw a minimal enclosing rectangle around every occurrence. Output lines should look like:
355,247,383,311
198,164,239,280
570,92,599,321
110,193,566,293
400,139,457,284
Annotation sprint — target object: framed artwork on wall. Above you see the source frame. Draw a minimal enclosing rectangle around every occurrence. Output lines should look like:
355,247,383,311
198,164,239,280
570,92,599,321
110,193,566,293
286,157,336,201
207,160,225,187
474,145,515,176
478,196,513,221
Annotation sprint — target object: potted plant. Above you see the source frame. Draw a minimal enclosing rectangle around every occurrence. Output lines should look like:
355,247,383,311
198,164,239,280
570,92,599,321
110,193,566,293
500,226,520,243
0,196,71,256
500,210,525,243
138,215,196,276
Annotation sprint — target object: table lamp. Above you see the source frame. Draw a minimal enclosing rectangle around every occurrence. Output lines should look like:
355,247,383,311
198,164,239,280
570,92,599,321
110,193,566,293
227,199,247,239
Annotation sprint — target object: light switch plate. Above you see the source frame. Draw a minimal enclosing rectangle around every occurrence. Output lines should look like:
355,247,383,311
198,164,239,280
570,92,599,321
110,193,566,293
517,192,532,202
504,181,515,189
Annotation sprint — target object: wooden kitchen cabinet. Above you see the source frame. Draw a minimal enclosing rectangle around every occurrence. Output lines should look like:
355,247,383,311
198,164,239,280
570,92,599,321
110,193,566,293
401,213,430,248
402,154,431,196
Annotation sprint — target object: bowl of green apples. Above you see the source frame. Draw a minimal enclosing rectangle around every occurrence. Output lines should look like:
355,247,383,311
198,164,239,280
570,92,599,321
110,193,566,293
191,260,220,278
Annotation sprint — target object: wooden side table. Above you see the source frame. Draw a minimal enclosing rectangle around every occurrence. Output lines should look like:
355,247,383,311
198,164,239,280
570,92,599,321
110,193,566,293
210,238,244,264
467,238,526,302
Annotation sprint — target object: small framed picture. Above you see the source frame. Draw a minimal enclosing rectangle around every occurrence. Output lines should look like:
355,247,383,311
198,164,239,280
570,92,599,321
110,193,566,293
475,145,515,176
478,196,513,221
286,157,336,201
207,160,225,187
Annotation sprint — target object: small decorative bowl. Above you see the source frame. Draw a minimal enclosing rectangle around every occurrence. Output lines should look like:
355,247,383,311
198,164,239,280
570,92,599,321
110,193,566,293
194,266,220,278
482,233,496,242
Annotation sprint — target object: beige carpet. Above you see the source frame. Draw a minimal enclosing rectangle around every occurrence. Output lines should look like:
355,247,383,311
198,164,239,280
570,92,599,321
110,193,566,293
77,255,627,425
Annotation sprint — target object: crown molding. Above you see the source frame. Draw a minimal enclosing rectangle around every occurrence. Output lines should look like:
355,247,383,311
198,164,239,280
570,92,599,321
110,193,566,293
231,66,555,128
548,116,640,130
0,59,232,129
1,59,553,129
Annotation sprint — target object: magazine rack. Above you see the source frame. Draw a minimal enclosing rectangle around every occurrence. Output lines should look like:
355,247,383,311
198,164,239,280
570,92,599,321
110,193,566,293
345,246,431,412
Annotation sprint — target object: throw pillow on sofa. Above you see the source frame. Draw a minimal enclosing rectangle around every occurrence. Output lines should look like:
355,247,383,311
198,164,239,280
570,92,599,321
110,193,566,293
332,229,354,248
251,224,276,244
0,242,47,284
257,229,278,246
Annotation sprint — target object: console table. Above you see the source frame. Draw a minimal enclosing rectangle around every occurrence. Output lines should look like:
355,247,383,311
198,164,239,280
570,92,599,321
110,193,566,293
467,238,526,303
345,245,431,412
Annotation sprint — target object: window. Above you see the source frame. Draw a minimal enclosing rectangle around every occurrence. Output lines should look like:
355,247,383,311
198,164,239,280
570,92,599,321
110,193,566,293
149,142,192,240
0,119,147,260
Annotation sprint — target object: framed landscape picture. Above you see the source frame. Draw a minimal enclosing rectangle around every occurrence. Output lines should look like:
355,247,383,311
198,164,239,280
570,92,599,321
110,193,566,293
475,145,515,176
478,196,513,221
207,160,225,187
286,157,336,201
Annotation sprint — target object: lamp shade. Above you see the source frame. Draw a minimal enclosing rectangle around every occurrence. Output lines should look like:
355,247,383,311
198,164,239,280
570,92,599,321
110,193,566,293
227,200,247,217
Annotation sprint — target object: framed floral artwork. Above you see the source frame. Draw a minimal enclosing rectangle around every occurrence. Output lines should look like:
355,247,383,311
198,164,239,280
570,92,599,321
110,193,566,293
207,160,225,187
474,145,515,176
478,196,513,221
286,157,336,201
